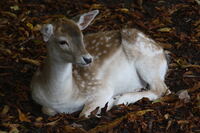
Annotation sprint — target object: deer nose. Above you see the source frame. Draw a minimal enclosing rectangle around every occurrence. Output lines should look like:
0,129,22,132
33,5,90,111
83,56,92,64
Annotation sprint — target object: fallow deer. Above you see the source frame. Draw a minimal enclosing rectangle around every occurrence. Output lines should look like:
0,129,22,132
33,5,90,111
31,10,170,117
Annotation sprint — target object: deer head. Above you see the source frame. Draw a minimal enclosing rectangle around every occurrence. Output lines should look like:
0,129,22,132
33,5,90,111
40,10,99,66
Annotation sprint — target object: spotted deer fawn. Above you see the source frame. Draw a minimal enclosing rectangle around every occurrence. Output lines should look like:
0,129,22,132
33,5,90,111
31,10,170,117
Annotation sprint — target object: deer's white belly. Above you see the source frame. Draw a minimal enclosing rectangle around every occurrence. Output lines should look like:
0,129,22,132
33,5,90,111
96,48,144,96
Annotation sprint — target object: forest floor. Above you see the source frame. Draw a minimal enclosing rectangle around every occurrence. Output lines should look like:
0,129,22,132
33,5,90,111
0,0,200,132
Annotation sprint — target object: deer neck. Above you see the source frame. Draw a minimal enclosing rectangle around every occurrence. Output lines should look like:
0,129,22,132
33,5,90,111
43,54,73,94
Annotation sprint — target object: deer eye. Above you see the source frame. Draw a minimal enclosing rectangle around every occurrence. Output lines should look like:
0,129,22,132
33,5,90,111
59,40,69,46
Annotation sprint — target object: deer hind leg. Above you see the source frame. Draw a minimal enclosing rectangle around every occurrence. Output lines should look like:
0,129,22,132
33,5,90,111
113,53,170,105
135,53,170,96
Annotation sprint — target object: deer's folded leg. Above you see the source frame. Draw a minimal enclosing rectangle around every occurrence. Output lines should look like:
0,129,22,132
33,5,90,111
79,88,115,117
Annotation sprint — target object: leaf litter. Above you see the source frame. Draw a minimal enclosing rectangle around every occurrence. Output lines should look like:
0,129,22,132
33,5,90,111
0,0,199,132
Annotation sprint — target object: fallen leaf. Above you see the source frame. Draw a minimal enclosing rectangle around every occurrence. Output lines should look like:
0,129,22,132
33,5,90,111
20,58,40,66
10,5,20,11
33,24,42,31
35,117,43,122
166,120,173,130
64,125,87,133
158,27,172,32
188,82,200,92
1,11,17,19
183,64,200,69
0,47,12,55
2,123,20,133
177,120,189,125
0,131,8,133
164,114,170,119
26,23,33,30
117,8,129,13
88,116,124,133
177,90,190,103
46,118,61,126
91,4,103,9
17,109,31,122
152,98,163,104
9,127,19,133
1,105,9,115
136,109,154,116
159,43,173,49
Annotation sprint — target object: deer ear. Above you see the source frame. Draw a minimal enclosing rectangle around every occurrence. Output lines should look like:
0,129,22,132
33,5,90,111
41,24,54,42
76,10,99,30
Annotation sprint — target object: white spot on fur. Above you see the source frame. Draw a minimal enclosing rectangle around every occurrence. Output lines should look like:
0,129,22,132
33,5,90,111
106,44,110,47
100,37,104,41
92,40,96,44
135,34,162,56
105,37,111,42
96,42,100,46
95,47,99,51
80,82,85,88
97,53,102,56
88,82,93,85
84,73,89,77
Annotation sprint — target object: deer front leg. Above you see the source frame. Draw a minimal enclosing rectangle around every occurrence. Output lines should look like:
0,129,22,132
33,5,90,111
79,88,114,117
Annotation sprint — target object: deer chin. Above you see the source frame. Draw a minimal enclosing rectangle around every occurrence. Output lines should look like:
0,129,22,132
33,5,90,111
76,62,91,67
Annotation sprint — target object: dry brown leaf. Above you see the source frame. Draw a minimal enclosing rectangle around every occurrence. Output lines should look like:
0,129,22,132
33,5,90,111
20,58,40,66
9,127,19,133
117,8,129,13
158,27,172,32
159,43,173,49
91,4,103,9
164,114,170,120
10,5,20,11
183,64,200,69
188,82,200,92
177,120,189,125
89,117,123,133
2,123,20,133
35,117,43,122
136,109,154,116
26,23,33,30
46,118,61,126
89,109,154,133
64,125,87,133
0,131,8,133
0,11,17,19
0,47,12,55
166,120,173,130
1,105,9,115
33,24,42,31
17,109,31,122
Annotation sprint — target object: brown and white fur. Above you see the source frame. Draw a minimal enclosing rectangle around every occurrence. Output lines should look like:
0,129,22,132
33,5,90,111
31,10,170,117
